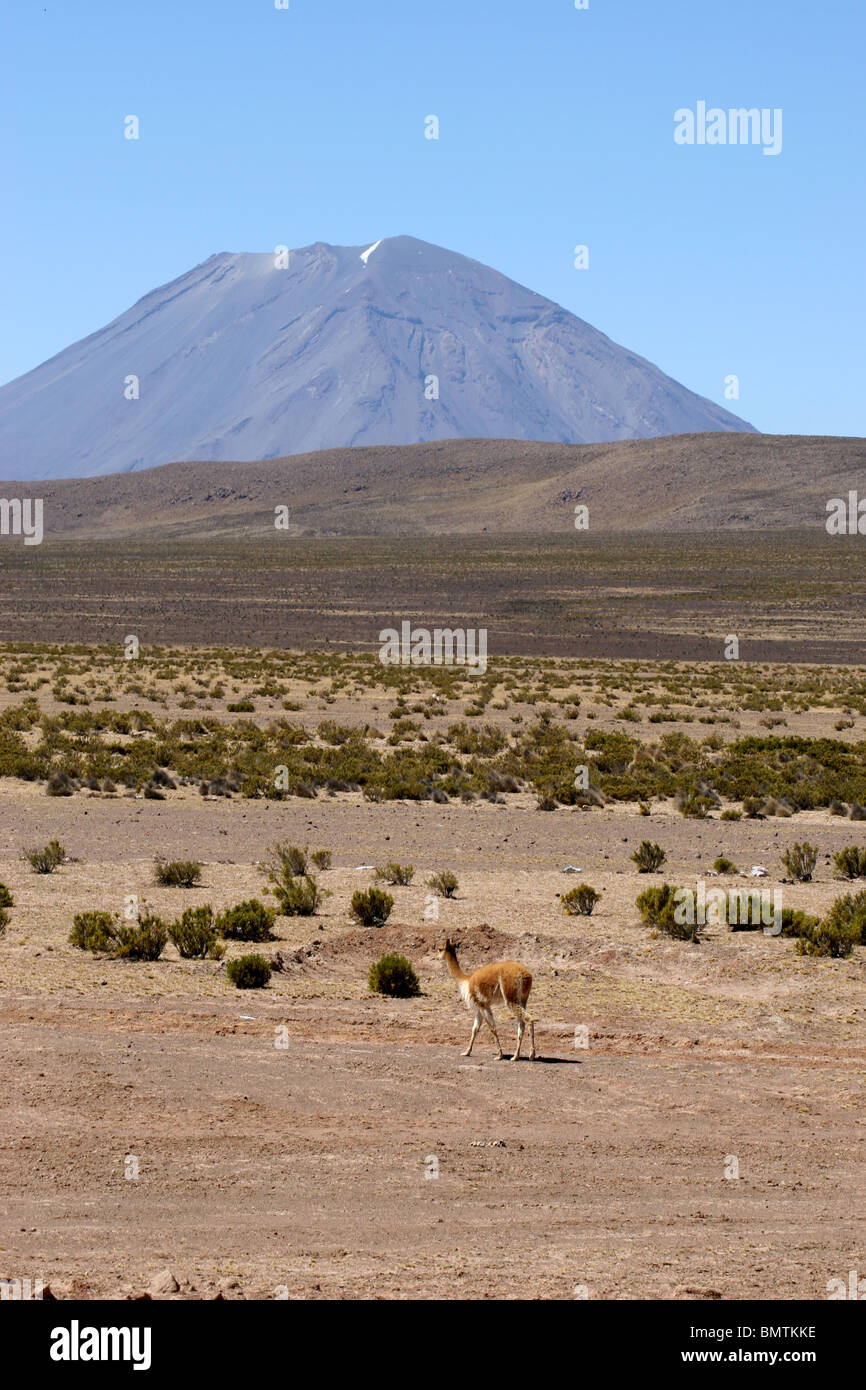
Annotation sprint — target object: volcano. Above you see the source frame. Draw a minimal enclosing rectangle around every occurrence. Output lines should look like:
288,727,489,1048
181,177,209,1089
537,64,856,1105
0,235,755,480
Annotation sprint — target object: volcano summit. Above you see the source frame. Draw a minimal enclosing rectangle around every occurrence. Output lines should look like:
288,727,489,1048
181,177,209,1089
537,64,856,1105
0,235,754,480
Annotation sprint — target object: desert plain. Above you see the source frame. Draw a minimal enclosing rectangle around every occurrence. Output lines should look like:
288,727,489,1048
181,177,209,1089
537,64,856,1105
0,605,864,1301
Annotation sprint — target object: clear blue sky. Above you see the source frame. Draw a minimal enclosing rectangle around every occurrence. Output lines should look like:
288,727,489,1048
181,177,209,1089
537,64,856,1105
2,0,863,436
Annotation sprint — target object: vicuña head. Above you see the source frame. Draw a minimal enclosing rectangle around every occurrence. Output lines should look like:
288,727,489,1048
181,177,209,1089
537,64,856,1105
437,934,536,1062
436,936,460,960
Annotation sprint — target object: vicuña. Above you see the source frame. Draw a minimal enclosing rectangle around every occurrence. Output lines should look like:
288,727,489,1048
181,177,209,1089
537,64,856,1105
437,936,536,1061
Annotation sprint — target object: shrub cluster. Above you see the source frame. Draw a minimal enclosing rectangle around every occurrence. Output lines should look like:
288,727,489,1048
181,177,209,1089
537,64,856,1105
69,908,168,960
833,846,866,879
112,914,168,960
22,839,66,874
266,843,329,916
631,841,666,873
216,899,276,941
351,887,394,926
375,862,414,886
269,843,308,876
169,905,224,959
800,891,866,957
635,884,702,942
427,870,458,898
781,842,818,883
712,857,737,875
154,856,202,888
368,952,421,997
11,685,866,809
272,874,326,916
70,897,283,960
226,954,272,989
561,884,601,916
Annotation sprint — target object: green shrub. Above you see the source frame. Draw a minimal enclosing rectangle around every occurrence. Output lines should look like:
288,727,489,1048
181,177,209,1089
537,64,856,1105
375,861,414,886
23,839,66,874
636,884,701,942
69,910,117,953
154,856,202,888
0,882,14,908
720,808,742,822
636,883,674,926
631,841,666,873
678,792,713,819
269,842,308,877
713,857,738,875
742,797,763,818
661,903,703,943
226,953,272,988
217,898,277,940
310,849,332,871
272,874,326,916
317,719,355,746
782,842,818,883
778,907,822,939
170,905,224,958
111,911,168,961
819,890,866,946
368,952,421,998
265,839,327,914
561,884,601,916
71,906,168,960
833,846,866,880
351,887,394,926
427,870,459,898
795,918,859,958
20,672,866,810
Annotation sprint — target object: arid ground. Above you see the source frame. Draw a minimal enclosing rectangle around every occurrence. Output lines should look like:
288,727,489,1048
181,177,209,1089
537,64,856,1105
0,645,864,1300
0,532,865,662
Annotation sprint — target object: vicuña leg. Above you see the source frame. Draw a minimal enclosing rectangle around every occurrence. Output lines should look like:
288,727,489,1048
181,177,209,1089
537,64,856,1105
462,1012,482,1056
482,1007,503,1059
510,1003,536,1061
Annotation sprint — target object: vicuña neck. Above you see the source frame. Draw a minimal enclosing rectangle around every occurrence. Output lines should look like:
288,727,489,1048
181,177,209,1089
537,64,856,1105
444,948,468,982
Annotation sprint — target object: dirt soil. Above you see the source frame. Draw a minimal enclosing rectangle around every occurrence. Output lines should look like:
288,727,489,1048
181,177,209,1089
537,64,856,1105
1,532,865,662
1,787,864,1300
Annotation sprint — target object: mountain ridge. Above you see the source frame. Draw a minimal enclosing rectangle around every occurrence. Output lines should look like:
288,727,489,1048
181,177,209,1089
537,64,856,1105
1,432,860,539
